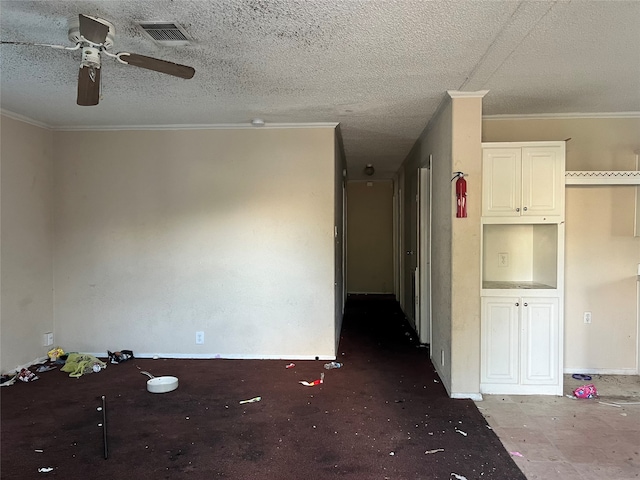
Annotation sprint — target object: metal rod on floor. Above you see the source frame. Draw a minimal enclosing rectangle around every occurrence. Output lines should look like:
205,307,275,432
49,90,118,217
101,395,108,459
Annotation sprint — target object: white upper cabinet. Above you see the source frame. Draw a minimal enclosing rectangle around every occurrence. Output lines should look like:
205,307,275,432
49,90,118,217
482,143,565,220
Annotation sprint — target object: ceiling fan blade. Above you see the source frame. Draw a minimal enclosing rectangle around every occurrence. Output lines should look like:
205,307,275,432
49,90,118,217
78,14,109,44
77,65,101,106
1,40,80,51
119,53,195,79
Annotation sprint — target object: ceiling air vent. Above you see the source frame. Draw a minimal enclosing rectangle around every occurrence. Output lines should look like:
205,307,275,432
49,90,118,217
138,22,192,46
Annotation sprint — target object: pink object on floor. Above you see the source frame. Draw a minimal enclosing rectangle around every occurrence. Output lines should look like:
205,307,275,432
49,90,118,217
573,384,597,399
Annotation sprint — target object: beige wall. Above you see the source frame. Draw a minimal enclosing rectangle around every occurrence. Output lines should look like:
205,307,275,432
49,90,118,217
484,117,640,373
423,100,455,392
1,116,54,372
399,93,485,398
401,97,454,392
1,117,343,371
346,180,394,293
50,127,338,359
450,96,484,395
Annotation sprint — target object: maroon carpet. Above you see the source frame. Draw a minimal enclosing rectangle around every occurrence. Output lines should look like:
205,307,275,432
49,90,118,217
1,295,525,479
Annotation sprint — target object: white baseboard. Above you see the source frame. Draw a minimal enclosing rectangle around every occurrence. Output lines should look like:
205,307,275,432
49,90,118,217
347,292,395,295
564,368,638,375
451,392,483,401
89,353,336,361
481,384,562,395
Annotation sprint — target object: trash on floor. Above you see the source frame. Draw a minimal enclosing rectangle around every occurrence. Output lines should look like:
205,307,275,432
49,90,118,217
140,371,178,393
425,448,444,454
450,473,467,480
61,353,107,378
455,428,467,436
18,368,39,382
108,350,134,364
36,365,57,373
324,361,342,369
299,372,324,387
38,467,54,473
599,400,640,407
239,396,262,404
572,373,592,381
285,363,295,369
573,383,597,399
509,451,524,457
598,401,622,408
47,347,65,361
1,374,17,387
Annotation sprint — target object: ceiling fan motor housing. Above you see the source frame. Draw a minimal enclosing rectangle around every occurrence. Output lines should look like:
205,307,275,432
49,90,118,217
68,15,115,49
81,47,101,68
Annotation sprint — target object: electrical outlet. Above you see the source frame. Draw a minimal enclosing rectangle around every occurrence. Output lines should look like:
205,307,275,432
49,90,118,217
584,312,592,324
43,332,54,346
195,331,205,344
498,252,509,267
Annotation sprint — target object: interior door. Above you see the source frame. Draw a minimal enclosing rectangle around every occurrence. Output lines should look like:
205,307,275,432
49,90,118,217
418,166,431,344
403,171,418,330
397,169,406,312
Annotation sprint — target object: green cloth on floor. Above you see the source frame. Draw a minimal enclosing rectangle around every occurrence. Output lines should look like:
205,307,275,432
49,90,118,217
60,353,106,378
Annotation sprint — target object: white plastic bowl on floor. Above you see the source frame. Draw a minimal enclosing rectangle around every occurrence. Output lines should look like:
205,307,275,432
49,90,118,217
141,371,178,393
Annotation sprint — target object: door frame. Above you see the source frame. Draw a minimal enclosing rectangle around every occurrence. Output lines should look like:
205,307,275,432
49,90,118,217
395,169,405,310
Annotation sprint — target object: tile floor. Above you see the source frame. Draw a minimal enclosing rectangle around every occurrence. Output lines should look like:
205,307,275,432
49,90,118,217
475,375,640,480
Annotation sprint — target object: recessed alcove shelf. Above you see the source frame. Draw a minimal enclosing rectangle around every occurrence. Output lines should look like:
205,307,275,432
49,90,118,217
482,223,559,290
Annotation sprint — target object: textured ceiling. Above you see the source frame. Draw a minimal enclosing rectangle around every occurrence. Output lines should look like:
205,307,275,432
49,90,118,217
1,0,639,179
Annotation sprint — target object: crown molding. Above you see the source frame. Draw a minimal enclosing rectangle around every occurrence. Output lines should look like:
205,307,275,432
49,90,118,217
447,90,489,98
1,109,51,129
0,110,339,131
483,112,640,120
53,122,340,132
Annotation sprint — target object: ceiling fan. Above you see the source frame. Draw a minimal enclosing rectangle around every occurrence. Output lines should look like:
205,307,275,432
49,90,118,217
1,14,195,106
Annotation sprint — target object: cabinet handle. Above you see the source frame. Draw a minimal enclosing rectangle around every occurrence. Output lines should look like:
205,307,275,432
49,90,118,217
523,302,528,306
516,207,520,212
515,302,519,306
523,206,528,211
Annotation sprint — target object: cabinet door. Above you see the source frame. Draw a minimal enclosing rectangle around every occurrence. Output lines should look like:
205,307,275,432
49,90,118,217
521,146,564,217
482,148,521,217
520,297,559,385
481,297,519,384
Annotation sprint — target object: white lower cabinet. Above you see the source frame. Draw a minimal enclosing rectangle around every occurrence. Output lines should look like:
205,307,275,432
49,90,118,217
481,296,560,395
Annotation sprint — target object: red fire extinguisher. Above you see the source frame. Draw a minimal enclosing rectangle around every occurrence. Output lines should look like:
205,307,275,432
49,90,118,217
452,172,467,218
